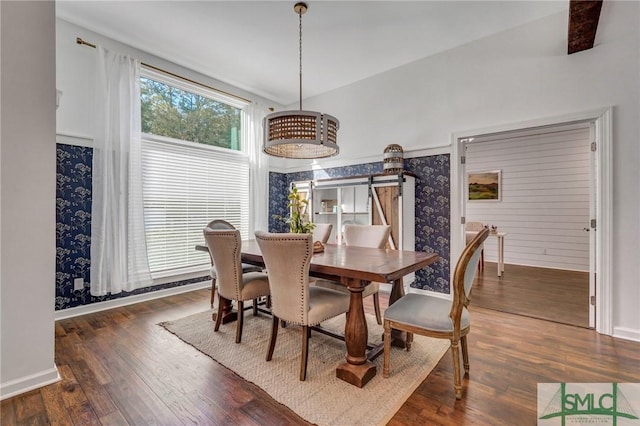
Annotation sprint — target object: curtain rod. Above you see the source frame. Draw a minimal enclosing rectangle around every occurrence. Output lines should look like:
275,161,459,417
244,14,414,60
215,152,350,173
76,37,253,104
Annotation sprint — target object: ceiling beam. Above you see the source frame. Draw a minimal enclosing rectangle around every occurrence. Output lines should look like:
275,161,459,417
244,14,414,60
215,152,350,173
568,0,603,54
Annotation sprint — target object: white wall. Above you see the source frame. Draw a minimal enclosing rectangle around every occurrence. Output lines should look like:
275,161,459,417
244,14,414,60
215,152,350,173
1,1,59,398
466,125,591,271
295,3,640,338
56,19,281,143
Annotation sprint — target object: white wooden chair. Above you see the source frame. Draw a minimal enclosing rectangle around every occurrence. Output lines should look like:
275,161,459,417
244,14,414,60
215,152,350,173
465,221,485,271
312,223,332,244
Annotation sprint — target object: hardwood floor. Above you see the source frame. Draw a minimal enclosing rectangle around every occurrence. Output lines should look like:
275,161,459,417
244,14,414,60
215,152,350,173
471,262,590,327
3,288,639,425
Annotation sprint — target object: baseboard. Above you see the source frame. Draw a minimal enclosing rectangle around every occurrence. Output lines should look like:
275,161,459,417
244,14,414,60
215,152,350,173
482,260,588,273
378,276,422,295
405,287,452,300
55,281,210,320
612,326,640,343
0,367,61,401
379,283,392,293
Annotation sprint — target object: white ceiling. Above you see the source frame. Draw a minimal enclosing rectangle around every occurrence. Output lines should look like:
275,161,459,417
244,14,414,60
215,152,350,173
56,1,568,106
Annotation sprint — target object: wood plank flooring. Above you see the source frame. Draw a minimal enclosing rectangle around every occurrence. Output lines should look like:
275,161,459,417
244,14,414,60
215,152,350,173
471,262,590,327
3,288,639,425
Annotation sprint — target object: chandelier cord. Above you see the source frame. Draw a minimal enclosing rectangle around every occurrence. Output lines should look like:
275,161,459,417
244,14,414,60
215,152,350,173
298,7,303,111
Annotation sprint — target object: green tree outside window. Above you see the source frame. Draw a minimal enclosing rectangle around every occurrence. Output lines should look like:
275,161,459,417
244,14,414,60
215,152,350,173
141,77,241,150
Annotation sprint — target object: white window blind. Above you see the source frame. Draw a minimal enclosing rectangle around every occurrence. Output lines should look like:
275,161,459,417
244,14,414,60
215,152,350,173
142,135,250,275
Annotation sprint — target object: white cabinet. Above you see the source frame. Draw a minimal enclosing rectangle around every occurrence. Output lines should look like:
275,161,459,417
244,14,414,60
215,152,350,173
311,182,370,244
292,173,415,249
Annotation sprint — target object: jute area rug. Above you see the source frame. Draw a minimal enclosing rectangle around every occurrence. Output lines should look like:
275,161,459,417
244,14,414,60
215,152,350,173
160,310,449,426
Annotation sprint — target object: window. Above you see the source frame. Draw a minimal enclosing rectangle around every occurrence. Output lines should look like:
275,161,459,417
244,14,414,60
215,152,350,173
140,68,250,277
141,74,242,150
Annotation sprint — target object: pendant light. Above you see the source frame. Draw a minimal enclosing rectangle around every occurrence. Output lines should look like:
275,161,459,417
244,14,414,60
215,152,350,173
263,2,340,159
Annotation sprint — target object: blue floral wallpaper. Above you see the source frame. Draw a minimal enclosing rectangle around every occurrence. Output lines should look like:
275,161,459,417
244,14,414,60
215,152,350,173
55,144,208,311
56,144,92,309
407,155,451,293
56,144,450,311
268,172,289,233
268,155,451,293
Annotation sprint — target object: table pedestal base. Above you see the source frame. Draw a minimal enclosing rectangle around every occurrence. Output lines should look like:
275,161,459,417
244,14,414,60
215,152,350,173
336,361,376,388
211,298,238,324
338,278,377,387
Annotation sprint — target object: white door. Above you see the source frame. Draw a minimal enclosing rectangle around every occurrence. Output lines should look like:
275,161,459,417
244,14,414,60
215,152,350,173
588,122,597,328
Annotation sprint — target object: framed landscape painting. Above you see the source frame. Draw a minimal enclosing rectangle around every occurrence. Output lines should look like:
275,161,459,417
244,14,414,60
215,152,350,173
468,170,501,201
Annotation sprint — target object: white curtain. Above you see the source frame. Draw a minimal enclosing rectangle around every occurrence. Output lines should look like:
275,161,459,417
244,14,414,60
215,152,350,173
244,103,270,235
90,46,152,296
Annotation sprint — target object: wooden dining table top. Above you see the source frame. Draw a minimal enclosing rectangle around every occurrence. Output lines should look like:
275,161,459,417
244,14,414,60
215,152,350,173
239,240,439,284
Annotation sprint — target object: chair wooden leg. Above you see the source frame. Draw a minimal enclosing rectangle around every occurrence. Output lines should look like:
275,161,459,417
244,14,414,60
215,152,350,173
383,320,392,378
266,295,272,309
252,298,258,316
406,332,414,351
266,316,279,361
373,292,382,325
461,335,470,375
300,325,310,381
235,301,244,343
210,279,216,309
451,339,463,399
214,293,224,332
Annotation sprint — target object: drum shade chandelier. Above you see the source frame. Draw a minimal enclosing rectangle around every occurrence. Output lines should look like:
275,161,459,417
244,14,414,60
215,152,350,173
263,2,340,159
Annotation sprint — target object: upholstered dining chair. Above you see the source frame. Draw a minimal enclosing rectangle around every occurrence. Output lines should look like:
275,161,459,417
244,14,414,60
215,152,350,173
206,219,263,308
382,227,490,399
465,221,485,271
254,231,350,381
314,224,391,324
311,223,333,244
203,227,270,344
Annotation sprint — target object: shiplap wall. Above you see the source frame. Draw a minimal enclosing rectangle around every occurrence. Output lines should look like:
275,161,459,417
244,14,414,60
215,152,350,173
465,125,591,271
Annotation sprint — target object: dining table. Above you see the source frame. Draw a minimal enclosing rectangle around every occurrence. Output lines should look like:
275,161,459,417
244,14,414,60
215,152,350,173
197,240,439,388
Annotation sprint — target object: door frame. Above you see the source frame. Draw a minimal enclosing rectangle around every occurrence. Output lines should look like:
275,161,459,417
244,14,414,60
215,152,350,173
450,107,612,335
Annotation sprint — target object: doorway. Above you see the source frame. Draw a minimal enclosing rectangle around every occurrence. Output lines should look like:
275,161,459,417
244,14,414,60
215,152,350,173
450,108,612,334
463,123,592,327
